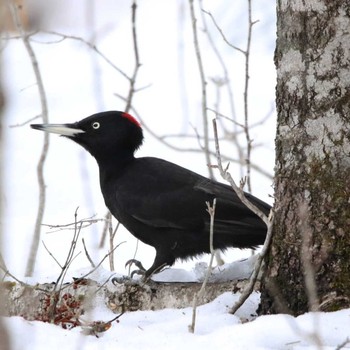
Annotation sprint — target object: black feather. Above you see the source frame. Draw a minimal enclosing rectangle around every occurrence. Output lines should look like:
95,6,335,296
31,111,271,278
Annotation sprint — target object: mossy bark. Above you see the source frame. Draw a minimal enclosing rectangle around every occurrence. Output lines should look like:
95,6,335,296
260,0,350,315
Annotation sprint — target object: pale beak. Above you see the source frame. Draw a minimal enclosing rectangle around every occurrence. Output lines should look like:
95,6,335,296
30,123,85,136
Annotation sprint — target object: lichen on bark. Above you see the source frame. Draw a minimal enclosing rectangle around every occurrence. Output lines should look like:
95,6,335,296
260,0,350,315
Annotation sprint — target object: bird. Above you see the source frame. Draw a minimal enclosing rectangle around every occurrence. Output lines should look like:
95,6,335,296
31,111,271,279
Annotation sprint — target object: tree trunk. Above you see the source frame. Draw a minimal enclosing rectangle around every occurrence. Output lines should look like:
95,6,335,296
260,0,350,315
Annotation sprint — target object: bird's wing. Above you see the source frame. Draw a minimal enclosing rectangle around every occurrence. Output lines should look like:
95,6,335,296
194,179,271,232
120,186,207,230
112,158,270,234
194,178,271,215
118,179,270,233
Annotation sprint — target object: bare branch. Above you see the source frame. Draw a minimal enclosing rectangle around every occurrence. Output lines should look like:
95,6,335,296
203,2,260,192
229,209,274,314
213,118,269,224
0,265,32,288
8,1,50,277
41,31,130,81
335,338,350,350
99,211,112,248
109,221,120,272
199,4,239,145
102,0,142,268
42,215,104,234
125,0,141,113
212,118,273,314
82,238,96,268
189,198,216,333
202,9,245,54
9,114,42,128
114,93,273,180
73,242,124,283
42,240,63,269
189,0,213,179
207,108,246,129
242,0,256,192
199,4,246,181
54,208,83,291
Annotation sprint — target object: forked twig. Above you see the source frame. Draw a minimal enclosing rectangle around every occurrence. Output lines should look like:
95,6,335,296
203,1,259,192
189,199,216,333
212,118,273,314
54,208,83,291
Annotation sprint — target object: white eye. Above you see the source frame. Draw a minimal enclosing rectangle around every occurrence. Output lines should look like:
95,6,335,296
92,122,100,129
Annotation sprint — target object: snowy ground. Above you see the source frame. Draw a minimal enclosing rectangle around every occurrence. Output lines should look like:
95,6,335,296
1,1,349,349
4,288,350,350
3,262,350,350
3,263,350,350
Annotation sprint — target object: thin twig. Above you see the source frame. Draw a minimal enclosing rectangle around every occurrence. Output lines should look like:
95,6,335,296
200,3,245,176
45,209,83,322
103,0,142,267
229,211,273,314
42,215,103,233
189,199,216,333
125,0,141,113
199,6,236,121
114,93,273,180
203,4,260,192
41,31,130,81
242,0,256,192
54,208,83,291
213,118,268,224
0,265,32,287
208,108,246,129
6,29,135,91
212,118,273,314
109,222,120,271
9,0,50,277
189,0,213,179
335,338,350,350
71,242,125,283
42,240,63,269
127,239,140,277
99,211,112,248
9,114,41,128
82,238,96,268
202,9,245,54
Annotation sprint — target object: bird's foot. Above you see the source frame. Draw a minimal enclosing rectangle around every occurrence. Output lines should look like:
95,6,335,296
125,259,147,279
111,275,142,286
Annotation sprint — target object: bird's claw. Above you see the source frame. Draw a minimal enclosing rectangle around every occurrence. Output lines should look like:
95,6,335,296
111,275,142,286
125,259,146,279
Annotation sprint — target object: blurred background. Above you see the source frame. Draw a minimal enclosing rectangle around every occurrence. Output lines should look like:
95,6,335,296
1,0,276,280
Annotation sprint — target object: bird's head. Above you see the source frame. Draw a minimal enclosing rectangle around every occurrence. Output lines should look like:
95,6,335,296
31,111,144,162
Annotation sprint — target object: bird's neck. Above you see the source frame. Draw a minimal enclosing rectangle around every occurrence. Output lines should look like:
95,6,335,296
95,151,135,179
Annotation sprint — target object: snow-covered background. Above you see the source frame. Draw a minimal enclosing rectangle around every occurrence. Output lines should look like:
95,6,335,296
3,0,276,281
1,0,349,349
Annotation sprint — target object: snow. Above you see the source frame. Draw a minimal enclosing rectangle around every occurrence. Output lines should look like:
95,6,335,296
152,255,260,283
3,294,350,350
1,0,349,349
